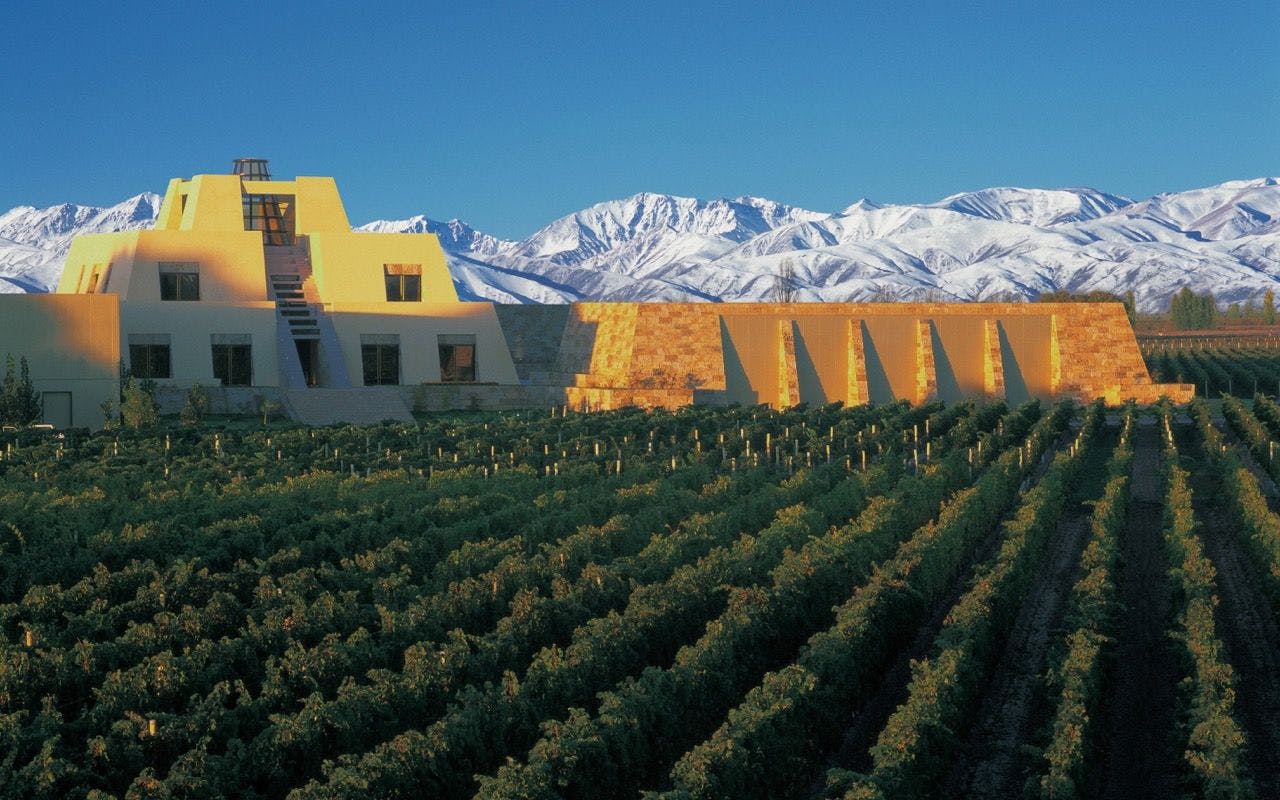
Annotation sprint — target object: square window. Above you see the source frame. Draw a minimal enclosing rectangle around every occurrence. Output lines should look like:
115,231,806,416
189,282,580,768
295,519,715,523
159,263,200,300
361,339,400,385
212,342,252,386
128,336,172,379
439,334,477,382
384,265,422,301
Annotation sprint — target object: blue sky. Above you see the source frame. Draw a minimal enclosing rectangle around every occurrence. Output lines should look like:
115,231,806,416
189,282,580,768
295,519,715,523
4,1,1277,239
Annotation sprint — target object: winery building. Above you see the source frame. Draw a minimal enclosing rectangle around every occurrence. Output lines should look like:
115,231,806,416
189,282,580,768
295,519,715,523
0,160,1191,429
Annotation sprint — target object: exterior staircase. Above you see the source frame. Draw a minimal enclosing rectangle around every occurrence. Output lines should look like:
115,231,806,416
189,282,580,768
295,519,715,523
282,387,413,426
264,241,412,425
265,241,352,390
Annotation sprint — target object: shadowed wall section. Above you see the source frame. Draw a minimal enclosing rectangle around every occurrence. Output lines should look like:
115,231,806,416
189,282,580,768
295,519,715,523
0,294,120,429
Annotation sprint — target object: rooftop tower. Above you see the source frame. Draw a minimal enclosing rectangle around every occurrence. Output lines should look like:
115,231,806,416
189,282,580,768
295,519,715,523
232,158,272,180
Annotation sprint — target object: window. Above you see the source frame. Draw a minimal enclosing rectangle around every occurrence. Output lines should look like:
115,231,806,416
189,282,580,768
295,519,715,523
211,335,252,386
159,262,200,301
81,263,109,293
242,194,295,246
438,334,477,382
384,264,422,301
128,334,172,379
361,334,400,386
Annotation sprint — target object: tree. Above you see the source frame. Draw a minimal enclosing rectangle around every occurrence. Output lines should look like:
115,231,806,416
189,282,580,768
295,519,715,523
1200,290,1217,329
1265,289,1276,326
1170,287,1216,330
0,354,16,425
121,382,159,430
16,357,40,424
101,398,119,431
771,258,798,303
180,383,209,426
0,354,41,426
259,397,283,426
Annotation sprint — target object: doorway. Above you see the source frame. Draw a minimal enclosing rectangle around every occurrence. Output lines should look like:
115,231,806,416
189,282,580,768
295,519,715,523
295,340,319,387
41,392,72,428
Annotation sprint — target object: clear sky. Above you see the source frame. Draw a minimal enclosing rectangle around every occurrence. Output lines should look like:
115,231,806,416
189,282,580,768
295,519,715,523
4,0,1277,239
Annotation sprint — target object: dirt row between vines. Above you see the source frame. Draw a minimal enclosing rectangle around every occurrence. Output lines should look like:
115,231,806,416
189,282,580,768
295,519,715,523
1088,420,1182,800
938,429,1114,799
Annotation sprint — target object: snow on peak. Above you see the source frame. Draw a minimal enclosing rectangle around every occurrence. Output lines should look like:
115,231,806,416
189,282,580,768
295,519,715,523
840,198,883,214
931,186,1132,226
497,192,828,265
355,215,512,257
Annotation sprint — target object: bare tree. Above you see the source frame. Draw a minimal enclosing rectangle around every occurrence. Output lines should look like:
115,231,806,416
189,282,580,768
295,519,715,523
772,257,798,303
868,285,901,303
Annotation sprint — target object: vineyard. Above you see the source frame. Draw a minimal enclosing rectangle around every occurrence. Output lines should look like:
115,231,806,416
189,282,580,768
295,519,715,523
1145,344,1280,399
2,395,1280,799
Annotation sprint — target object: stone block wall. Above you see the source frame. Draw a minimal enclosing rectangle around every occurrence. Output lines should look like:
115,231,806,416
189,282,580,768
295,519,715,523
493,301,1193,409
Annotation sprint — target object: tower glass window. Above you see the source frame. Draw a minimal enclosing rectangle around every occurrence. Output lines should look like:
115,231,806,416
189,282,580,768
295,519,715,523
211,335,252,386
242,194,296,246
384,264,422,301
360,334,401,386
438,334,477,382
128,334,172,379
159,262,200,300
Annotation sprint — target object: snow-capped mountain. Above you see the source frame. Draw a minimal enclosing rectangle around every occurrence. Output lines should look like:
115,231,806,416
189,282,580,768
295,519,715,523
930,186,1132,226
2,180,1277,312
355,216,512,257
0,193,160,292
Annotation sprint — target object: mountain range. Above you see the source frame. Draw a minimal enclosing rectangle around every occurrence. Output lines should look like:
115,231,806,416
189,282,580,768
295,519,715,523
2,178,1277,312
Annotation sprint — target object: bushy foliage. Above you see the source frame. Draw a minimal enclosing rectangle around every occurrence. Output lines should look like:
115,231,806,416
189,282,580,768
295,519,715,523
1170,287,1217,330
179,383,209,426
0,354,42,426
119,382,158,430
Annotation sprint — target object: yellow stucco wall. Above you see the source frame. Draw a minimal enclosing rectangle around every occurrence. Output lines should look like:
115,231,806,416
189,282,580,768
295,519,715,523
61,230,268,302
792,317,850,404
0,294,119,429
308,232,458,305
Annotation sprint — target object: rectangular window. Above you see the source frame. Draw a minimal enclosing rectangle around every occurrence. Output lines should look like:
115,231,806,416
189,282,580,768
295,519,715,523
128,334,172,379
211,335,252,386
438,334,477,382
384,264,422,301
159,262,200,301
361,334,400,386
